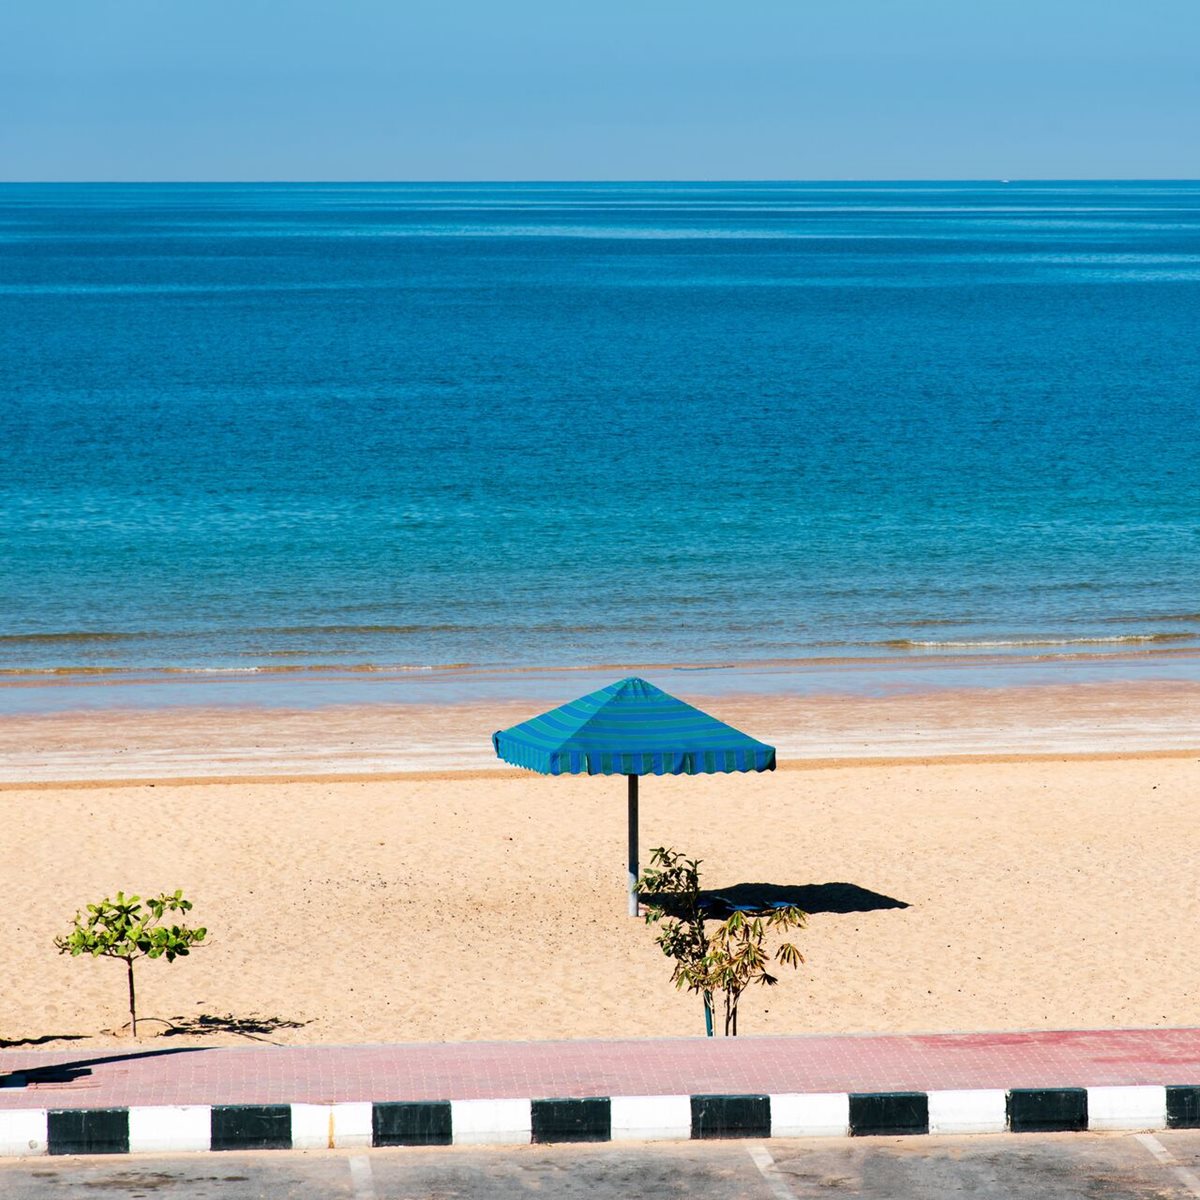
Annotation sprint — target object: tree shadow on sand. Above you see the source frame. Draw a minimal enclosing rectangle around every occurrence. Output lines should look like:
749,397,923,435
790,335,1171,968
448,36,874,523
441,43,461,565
651,881,910,919
159,1013,311,1043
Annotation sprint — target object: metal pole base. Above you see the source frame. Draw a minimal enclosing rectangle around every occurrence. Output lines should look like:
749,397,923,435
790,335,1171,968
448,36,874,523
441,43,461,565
627,774,639,917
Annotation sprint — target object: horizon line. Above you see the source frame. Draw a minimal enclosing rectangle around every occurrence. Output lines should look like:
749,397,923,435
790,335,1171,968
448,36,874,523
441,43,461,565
3,176,1200,187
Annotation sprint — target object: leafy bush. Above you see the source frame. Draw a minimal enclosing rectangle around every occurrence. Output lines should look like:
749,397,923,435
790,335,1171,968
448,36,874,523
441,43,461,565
638,847,805,1036
54,890,206,1037
637,847,715,1033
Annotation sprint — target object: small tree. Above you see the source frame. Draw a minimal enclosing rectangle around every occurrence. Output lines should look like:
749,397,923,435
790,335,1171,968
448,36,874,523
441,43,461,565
638,847,806,1036
638,847,715,1034
701,907,806,1036
54,890,206,1038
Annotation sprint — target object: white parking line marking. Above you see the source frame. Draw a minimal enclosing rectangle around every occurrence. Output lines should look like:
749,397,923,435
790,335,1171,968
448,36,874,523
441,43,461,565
747,1143,797,1200
1135,1132,1200,1198
349,1154,378,1200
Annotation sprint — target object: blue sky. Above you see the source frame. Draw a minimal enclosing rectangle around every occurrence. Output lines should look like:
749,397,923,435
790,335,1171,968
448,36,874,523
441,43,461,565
3,0,1197,180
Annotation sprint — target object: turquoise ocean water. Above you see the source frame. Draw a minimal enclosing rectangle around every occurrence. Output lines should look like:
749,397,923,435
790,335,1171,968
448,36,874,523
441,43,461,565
2,182,1198,710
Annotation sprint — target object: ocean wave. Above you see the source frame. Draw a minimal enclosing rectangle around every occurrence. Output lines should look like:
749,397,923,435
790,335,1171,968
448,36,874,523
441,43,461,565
0,624,481,645
251,624,474,636
159,662,471,675
882,634,1196,649
0,662,474,679
0,666,138,676
1097,613,1200,625
0,631,152,644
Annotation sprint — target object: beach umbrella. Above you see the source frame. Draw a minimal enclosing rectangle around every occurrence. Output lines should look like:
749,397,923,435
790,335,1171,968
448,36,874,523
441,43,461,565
492,677,776,917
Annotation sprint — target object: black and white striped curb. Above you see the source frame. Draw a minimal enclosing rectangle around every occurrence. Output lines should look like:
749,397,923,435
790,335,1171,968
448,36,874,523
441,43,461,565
3,1087,1199,1156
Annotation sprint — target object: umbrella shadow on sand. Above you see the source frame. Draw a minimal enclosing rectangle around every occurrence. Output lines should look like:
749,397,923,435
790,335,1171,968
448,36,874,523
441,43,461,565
652,881,910,919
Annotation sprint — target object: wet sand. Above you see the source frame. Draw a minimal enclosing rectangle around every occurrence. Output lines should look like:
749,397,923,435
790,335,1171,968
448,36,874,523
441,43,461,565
0,677,1197,782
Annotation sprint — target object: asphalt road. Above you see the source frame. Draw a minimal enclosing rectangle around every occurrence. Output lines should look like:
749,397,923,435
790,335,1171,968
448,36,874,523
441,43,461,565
5,1131,1200,1198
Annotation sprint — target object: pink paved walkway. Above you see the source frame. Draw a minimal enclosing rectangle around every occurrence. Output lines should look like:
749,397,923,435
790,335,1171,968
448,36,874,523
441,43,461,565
4,1030,1200,1110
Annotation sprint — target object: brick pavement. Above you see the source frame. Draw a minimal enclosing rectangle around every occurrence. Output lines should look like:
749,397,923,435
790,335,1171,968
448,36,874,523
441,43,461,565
4,1028,1200,1110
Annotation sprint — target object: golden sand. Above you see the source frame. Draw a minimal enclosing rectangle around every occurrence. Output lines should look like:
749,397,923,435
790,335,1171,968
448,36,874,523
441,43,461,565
2,747,1198,1049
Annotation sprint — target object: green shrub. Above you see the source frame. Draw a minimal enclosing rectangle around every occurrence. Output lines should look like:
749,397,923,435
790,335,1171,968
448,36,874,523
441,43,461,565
54,890,206,1037
638,847,805,1036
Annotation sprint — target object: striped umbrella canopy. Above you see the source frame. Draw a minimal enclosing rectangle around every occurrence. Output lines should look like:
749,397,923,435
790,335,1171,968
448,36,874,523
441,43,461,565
492,677,776,915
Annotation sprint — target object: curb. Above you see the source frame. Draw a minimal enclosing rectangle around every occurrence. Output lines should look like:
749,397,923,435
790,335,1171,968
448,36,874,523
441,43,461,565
3,1085,1200,1156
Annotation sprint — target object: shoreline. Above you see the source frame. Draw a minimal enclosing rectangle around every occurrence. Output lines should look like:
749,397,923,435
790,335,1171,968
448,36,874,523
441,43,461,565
4,644,1200,717
5,641,1200,677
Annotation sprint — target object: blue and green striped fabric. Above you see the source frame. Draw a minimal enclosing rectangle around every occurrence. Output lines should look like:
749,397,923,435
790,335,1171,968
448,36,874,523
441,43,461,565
492,677,776,776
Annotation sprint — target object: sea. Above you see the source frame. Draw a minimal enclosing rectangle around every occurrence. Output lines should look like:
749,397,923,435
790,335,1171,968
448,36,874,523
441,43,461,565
2,181,1199,712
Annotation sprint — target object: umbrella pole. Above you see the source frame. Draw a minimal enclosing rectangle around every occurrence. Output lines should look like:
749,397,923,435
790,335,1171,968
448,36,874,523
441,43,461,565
627,773,639,918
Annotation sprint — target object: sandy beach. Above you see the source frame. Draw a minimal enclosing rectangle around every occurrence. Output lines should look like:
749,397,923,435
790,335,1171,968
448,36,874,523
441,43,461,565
2,729,1197,1050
